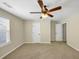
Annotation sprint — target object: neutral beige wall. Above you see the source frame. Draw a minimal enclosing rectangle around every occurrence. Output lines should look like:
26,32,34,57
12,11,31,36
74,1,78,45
24,21,32,43
40,19,51,43
51,21,56,41
0,9,24,58
67,14,79,51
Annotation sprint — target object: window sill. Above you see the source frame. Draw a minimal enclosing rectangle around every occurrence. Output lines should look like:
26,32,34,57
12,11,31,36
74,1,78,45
0,41,11,47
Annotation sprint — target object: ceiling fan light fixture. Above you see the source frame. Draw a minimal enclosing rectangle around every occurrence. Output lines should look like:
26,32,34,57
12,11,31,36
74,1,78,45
41,13,48,18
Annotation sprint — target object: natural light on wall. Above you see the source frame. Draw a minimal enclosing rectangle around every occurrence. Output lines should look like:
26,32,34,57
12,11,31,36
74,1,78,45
0,17,10,47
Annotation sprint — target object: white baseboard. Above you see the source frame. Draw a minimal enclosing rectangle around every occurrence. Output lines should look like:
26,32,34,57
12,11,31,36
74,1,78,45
0,42,24,59
39,42,50,44
24,42,50,44
67,42,79,52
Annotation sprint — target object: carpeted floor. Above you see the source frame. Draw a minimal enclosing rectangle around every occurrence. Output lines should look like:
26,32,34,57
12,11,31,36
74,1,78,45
3,42,79,59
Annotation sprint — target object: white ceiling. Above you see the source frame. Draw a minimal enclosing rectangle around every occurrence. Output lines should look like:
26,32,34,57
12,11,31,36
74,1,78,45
0,0,79,21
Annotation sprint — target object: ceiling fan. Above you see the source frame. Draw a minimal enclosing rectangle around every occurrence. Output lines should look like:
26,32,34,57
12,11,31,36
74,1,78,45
30,0,62,19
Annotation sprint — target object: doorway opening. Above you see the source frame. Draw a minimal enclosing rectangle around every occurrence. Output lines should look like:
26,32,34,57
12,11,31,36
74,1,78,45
51,21,67,42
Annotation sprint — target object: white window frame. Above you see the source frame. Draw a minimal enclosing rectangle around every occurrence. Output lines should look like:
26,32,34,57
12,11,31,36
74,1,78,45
0,17,10,47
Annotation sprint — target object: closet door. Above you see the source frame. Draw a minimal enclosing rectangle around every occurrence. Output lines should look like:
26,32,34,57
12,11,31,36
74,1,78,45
32,22,40,43
56,24,63,41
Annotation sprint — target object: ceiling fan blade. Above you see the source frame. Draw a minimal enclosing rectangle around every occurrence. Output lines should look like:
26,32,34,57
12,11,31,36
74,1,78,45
38,0,44,10
48,6,62,12
47,13,54,17
30,12,41,14
44,5,48,11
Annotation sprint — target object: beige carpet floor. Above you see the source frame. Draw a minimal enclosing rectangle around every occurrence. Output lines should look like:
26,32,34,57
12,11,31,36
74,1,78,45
3,42,79,59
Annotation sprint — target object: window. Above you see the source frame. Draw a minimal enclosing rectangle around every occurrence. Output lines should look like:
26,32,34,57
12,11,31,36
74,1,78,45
0,17,10,47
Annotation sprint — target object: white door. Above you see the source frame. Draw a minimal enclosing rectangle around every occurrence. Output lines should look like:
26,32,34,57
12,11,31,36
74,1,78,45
32,22,40,43
56,24,63,41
